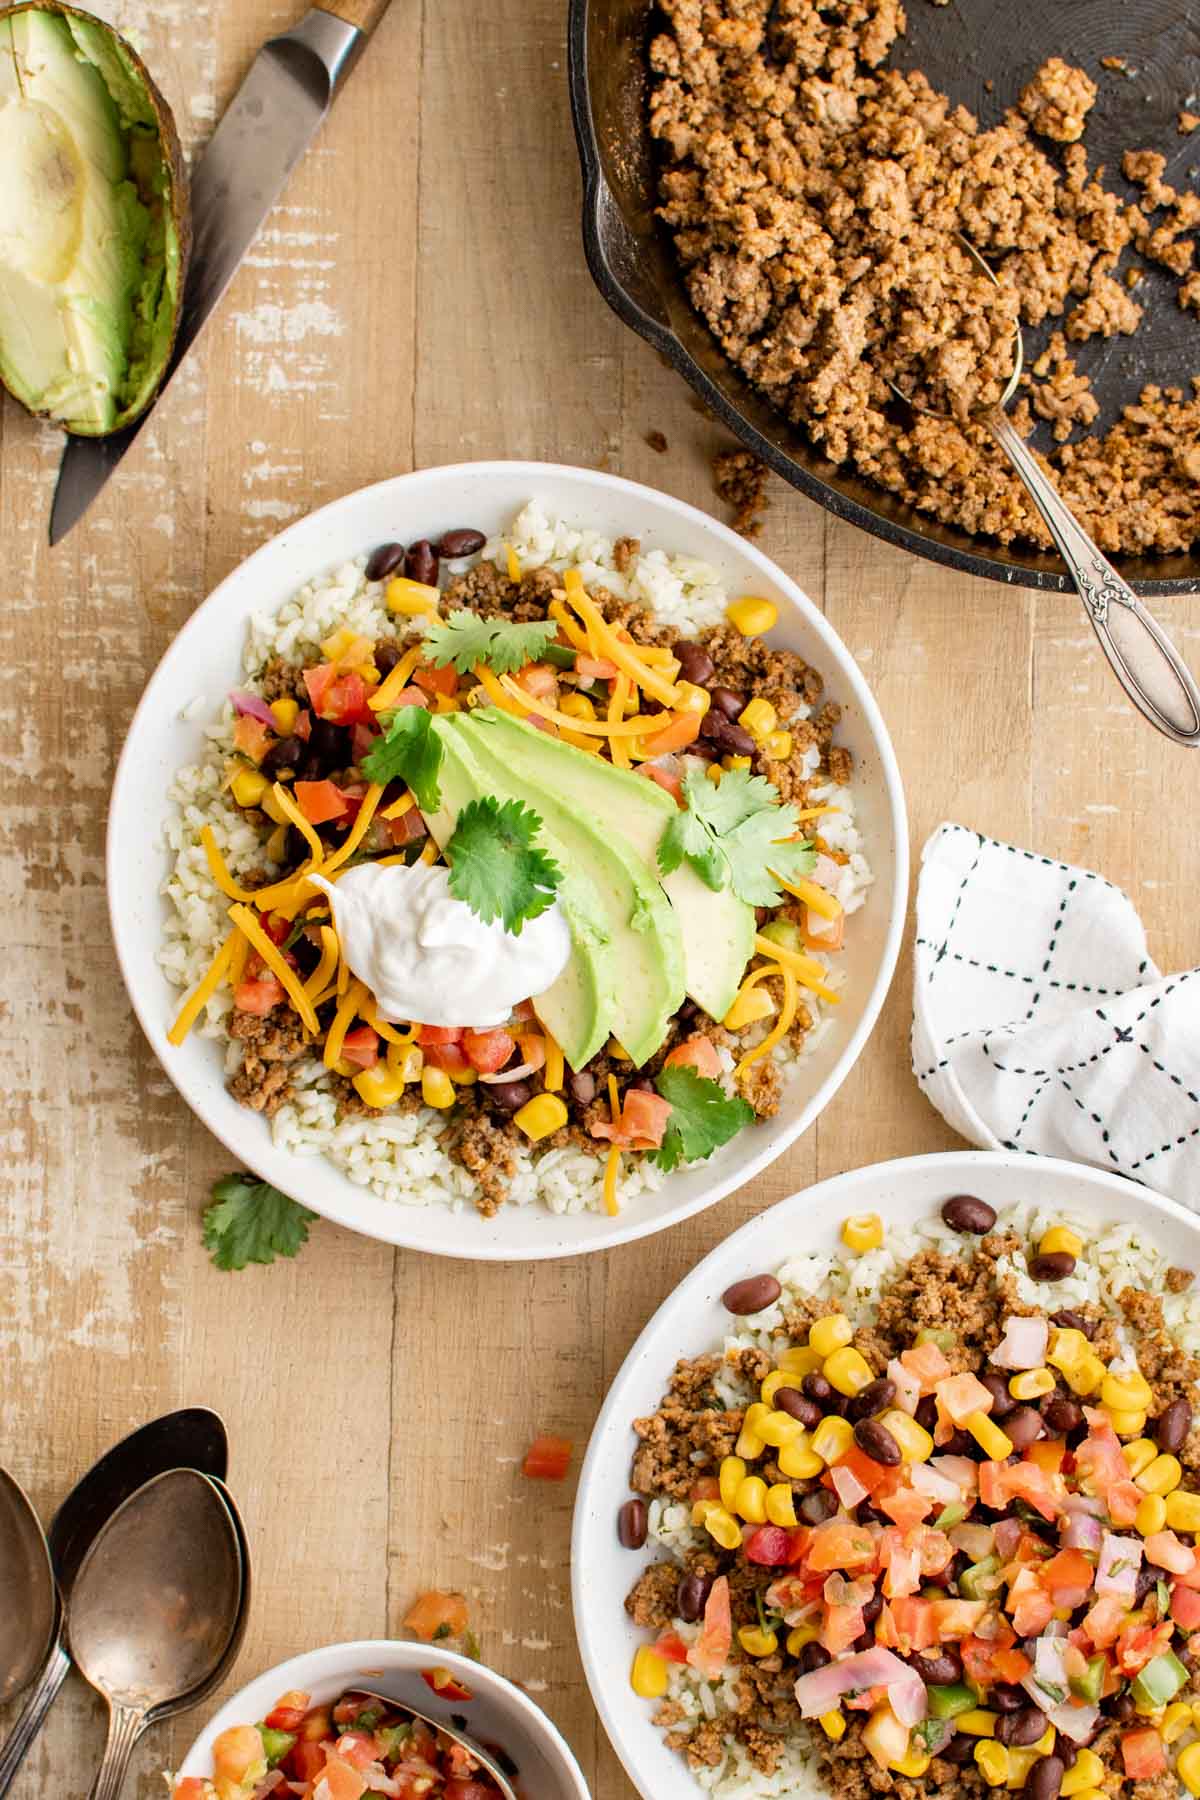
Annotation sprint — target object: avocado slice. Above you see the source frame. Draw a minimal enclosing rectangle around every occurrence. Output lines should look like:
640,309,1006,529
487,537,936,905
465,709,756,1021
0,4,189,435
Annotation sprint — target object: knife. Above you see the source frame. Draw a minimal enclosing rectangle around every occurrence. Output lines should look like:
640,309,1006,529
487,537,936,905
48,0,392,547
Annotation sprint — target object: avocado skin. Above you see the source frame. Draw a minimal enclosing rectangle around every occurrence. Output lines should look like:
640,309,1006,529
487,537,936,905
0,2,190,436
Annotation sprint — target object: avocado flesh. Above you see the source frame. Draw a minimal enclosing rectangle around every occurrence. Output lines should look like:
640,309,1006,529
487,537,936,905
0,8,182,434
423,726,612,1072
466,709,756,1022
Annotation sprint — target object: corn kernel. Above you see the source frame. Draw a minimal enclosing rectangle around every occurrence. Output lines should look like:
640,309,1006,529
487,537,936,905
959,1711,998,1737
809,1314,853,1358
966,1411,1014,1459
734,1475,768,1524
1004,1751,1038,1789
723,755,752,772
1124,1439,1159,1477
386,576,440,617
1047,1328,1090,1373
778,1433,824,1480
352,1065,405,1109
787,1623,820,1656
1038,1225,1083,1258
1063,1353,1106,1398
1165,1491,1200,1534
1136,1493,1168,1536
719,1455,745,1512
824,1346,874,1397
1065,1791,1106,1800
777,1346,822,1377
820,1711,846,1742
1102,1370,1154,1413
890,1748,931,1778
512,1093,568,1141
449,1064,478,1085
265,823,289,863
975,1742,1010,1787
739,697,777,741
736,1401,770,1460
420,1066,456,1110
1061,1750,1105,1795
726,596,778,638
1178,1743,1200,1797
559,691,596,720
766,1483,798,1527
763,729,793,762
759,1410,804,1449
706,763,723,785
674,681,711,716
1103,1405,1147,1439
880,1409,934,1463
1028,1727,1056,1758
761,1370,791,1406
723,987,776,1031
701,1505,742,1550
738,1625,778,1656
1137,1454,1183,1497
841,1213,884,1253
1009,1368,1056,1401
630,1646,669,1699
269,697,299,734
812,1415,855,1464
230,767,268,808
1163,1703,1193,1745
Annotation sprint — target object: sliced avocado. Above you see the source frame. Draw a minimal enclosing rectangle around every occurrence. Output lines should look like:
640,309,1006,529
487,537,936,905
423,724,611,1071
465,709,755,1021
442,715,688,1067
0,4,189,435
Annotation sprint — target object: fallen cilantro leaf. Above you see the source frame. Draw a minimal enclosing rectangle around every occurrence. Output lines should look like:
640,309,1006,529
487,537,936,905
445,796,561,934
651,1064,754,1172
422,613,558,676
203,1174,317,1271
361,706,443,811
657,766,815,906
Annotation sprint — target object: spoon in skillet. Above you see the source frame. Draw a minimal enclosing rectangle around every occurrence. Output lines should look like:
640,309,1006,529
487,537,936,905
886,237,1200,747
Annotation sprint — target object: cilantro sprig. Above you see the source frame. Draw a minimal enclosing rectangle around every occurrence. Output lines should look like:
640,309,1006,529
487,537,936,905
361,707,443,811
203,1174,317,1271
651,1064,753,1172
657,767,817,907
445,796,562,935
422,613,559,676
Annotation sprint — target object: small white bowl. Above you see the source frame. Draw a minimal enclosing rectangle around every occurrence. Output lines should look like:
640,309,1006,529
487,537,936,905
174,1638,590,1800
571,1150,1200,1800
108,461,907,1258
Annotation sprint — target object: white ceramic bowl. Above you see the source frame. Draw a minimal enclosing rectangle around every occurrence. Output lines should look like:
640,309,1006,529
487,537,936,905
571,1150,1200,1800
108,462,907,1258
174,1638,590,1800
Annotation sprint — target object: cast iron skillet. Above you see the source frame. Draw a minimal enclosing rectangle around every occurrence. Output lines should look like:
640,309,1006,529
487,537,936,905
568,0,1200,594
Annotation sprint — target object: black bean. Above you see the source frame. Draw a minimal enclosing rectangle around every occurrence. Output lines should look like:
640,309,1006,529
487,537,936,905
776,1388,822,1428
848,1378,897,1422
941,1736,976,1766
1134,1561,1170,1606
1005,1406,1044,1450
365,541,405,582
567,1072,596,1106
980,1371,1017,1419
854,1418,901,1466
803,1373,838,1409
1155,1396,1192,1455
628,1075,656,1093
487,1079,532,1114
1058,1743,1078,1772
911,1649,962,1686
798,1488,838,1525
991,1684,1026,1715
851,1630,874,1652
941,1427,975,1458
405,539,439,586
676,1572,711,1623
617,1499,647,1548
708,686,744,719
308,718,350,773
260,735,306,777
797,1642,831,1674
673,640,716,687
915,1395,939,1433
861,1587,884,1626
1108,1691,1135,1722
1050,1309,1095,1338
997,1708,1048,1747
438,528,486,559
374,641,402,676
856,1504,892,1528
1024,1754,1065,1800
1043,1396,1083,1435
699,711,757,757
1028,1252,1076,1282
941,1194,998,1234
720,1274,782,1315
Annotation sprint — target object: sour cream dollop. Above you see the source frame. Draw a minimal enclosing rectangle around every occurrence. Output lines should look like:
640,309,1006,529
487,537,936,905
311,862,571,1028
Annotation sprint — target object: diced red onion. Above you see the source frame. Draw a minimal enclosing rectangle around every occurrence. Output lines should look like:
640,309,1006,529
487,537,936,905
993,1517,1022,1558
230,689,277,727
795,1647,926,1725
1061,1512,1104,1553
911,1462,962,1503
887,1357,920,1416
948,1521,996,1561
990,1315,1049,1371
1047,1700,1100,1744
1022,1637,1071,1714
1062,1493,1105,1517
831,1465,868,1510
250,1776,285,1800
930,1455,978,1492
480,1059,541,1084
1095,1531,1141,1600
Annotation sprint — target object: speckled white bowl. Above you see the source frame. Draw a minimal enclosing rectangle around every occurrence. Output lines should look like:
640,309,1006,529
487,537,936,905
108,462,907,1259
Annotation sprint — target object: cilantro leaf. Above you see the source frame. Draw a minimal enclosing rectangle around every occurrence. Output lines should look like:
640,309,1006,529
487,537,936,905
445,796,561,934
657,767,816,907
651,1064,754,1172
722,811,817,907
422,613,558,676
361,706,443,811
658,805,726,891
686,766,783,835
202,1174,317,1271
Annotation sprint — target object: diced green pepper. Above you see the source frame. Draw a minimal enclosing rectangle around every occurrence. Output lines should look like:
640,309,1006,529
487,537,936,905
917,1716,957,1753
1130,1650,1189,1710
933,1502,967,1531
915,1327,956,1353
928,1683,979,1720
759,919,801,952
1068,1654,1107,1705
351,1706,384,1732
542,643,577,670
958,1554,1000,1601
259,1729,296,1767
376,1724,412,1763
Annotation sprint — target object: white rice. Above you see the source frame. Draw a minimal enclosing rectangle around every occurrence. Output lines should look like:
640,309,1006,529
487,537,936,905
635,1201,1200,1797
157,502,873,1217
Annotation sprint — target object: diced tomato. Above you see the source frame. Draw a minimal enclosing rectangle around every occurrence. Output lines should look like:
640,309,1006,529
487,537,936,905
1172,1584,1200,1629
992,1647,1034,1685
523,1434,573,1480
384,805,428,846
899,1342,953,1389
1040,1547,1095,1607
514,662,559,698
445,1783,494,1800
745,1526,792,1566
234,974,284,1015
173,1781,206,1800
264,1691,311,1732
592,1089,673,1151
304,666,378,726
833,1445,894,1498
1075,1420,1131,1492
298,1708,332,1744
462,1028,515,1074
821,1602,866,1654
295,778,350,825
284,1744,326,1785
931,1601,989,1645
687,1575,732,1680
661,1035,723,1080
1121,1729,1167,1780
413,662,459,697
233,714,273,764
805,910,845,952
998,1458,1062,1522
1106,1480,1143,1527
403,1589,468,1642
1082,1592,1131,1650
935,1371,997,1426
336,1732,382,1770
1027,1437,1067,1477
807,1517,877,1572
641,711,702,757
640,762,684,804
420,1667,473,1702
877,1484,935,1531
351,721,381,765
321,1756,367,1800
575,655,619,681
690,1475,721,1504
653,1630,691,1664
388,686,429,709
880,1595,937,1652
1115,1621,1173,1675
295,708,313,740
341,1026,379,1071
419,1025,464,1045
422,1041,472,1076
1009,1566,1056,1636
1174,1549,1200,1590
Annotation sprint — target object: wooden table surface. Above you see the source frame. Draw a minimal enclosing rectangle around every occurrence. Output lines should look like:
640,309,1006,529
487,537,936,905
0,2,1195,1798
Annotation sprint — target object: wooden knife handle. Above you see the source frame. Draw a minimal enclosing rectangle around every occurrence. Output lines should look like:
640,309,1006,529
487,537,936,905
320,0,391,34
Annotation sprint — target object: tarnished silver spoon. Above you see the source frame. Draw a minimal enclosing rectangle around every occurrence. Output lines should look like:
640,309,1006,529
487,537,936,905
887,237,1200,747
0,1468,57,1707
354,1688,519,1800
68,1469,248,1800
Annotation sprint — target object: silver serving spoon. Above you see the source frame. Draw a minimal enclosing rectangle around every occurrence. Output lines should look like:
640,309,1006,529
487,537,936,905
354,1688,519,1800
0,1468,58,1706
0,1408,229,1800
68,1469,248,1800
888,238,1200,747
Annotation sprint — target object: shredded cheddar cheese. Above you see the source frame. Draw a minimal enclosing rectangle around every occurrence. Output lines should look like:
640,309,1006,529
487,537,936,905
270,781,324,866
543,1031,564,1093
604,1145,622,1216
773,874,843,921
608,673,631,770
359,992,416,1046
324,978,367,1068
752,932,840,1005
548,598,589,653
735,959,799,1079
495,674,669,737
505,543,521,583
303,925,340,999
199,827,262,905
322,783,384,877
228,905,320,1035
563,584,680,707
380,790,416,821
368,645,423,712
168,932,237,1046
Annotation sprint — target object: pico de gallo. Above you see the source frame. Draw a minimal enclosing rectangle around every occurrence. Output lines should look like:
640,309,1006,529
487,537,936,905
621,1198,1200,1799
173,1687,508,1800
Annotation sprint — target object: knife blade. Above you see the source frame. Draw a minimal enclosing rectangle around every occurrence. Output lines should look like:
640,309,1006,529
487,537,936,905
49,2,391,547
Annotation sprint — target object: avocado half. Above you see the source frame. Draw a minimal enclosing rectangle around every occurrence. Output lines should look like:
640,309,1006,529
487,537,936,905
0,2,190,435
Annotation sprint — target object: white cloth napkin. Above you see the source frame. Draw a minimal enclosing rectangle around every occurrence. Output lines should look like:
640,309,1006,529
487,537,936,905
912,822,1200,1207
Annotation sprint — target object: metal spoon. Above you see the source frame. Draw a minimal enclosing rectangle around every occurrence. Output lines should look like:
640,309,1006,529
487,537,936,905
888,238,1200,747
353,1688,518,1800
0,1408,229,1800
68,1469,247,1800
0,1469,57,1706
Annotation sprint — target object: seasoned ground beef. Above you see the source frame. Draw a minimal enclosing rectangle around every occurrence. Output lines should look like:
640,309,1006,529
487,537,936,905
713,447,772,537
227,1005,313,1115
